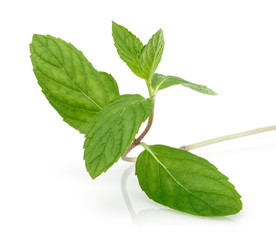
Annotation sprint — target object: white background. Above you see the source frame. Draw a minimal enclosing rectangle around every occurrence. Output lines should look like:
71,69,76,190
1,0,276,239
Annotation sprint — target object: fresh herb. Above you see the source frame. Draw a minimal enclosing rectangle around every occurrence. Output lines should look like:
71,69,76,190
30,22,275,217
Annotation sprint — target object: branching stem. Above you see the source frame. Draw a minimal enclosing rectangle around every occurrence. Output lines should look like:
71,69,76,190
121,105,155,162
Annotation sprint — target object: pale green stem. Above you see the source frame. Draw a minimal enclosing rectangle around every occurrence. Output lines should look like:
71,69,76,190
180,125,276,151
146,82,154,98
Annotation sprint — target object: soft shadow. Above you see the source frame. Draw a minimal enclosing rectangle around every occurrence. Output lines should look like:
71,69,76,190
121,165,237,225
121,165,136,219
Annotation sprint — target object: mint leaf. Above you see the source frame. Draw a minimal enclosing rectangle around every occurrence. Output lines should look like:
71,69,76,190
136,144,242,216
140,29,164,82
30,34,119,133
151,73,217,96
112,21,144,78
84,94,153,179
112,22,164,82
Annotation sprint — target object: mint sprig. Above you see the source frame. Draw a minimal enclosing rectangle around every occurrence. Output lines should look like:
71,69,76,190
30,22,275,217
112,22,164,94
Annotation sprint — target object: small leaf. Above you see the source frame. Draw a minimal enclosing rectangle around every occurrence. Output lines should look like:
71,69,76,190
30,34,119,133
112,21,144,78
136,144,242,216
140,30,165,81
84,94,153,179
112,22,164,82
151,73,217,96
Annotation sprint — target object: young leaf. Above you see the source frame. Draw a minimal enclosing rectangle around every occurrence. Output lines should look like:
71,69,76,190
112,22,164,82
139,30,165,82
30,34,119,133
112,21,144,78
151,73,217,96
136,144,242,216
84,94,153,179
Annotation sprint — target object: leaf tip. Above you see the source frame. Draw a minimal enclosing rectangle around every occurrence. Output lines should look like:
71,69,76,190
32,33,43,41
112,21,120,32
211,90,218,96
156,28,164,38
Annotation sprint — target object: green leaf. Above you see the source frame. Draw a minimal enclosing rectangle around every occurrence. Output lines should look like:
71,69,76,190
30,34,119,134
84,94,153,179
112,21,144,78
136,144,242,216
139,29,165,82
112,22,164,82
151,73,217,96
